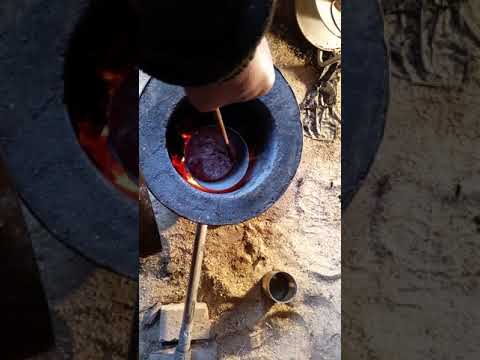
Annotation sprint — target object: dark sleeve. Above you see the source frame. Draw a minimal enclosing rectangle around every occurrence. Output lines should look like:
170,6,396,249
137,0,275,86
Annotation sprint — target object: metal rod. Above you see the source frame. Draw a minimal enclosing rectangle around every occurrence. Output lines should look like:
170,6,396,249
214,107,235,159
214,108,230,146
174,223,208,360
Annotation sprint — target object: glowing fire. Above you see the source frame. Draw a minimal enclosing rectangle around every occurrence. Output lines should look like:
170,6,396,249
77,121,138,199
171,132,208,191
171,154,206,189
72,67,138,200
100,70,125,96
181,133,192,142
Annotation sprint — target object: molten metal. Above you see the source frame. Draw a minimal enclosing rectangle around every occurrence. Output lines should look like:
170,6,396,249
170,130,252,194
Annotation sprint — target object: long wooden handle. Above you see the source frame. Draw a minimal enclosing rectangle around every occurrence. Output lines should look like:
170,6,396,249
175,223,208,359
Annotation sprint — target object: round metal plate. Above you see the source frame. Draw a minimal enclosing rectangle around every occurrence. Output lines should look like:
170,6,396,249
296,0,341,51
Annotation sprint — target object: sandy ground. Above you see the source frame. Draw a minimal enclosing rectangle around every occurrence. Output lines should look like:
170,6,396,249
23,207,136,360
343,1,480,358
139,2,342,359
343,74,480,359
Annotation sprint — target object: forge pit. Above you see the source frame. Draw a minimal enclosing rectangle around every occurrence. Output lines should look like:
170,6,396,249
63,4,138,200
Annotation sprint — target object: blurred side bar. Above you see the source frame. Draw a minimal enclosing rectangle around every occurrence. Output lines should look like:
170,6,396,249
0,152,54,358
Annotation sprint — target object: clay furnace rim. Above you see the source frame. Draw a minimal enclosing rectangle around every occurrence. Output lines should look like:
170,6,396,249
140,68,303,225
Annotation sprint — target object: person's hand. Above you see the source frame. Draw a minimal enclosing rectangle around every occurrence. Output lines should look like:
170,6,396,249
184,37,275,112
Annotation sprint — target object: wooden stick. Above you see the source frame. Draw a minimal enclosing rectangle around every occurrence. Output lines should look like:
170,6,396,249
175,223,208,360
214,107,235,159
214,108,230,145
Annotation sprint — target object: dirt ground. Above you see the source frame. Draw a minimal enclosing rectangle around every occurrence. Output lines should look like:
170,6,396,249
139,2,341,359
343,1,480,358
21,206,136,360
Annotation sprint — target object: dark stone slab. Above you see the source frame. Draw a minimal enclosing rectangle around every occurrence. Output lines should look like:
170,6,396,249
0,0,138,278
341,0,389,210
0,153,54,359
140,69,303,225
